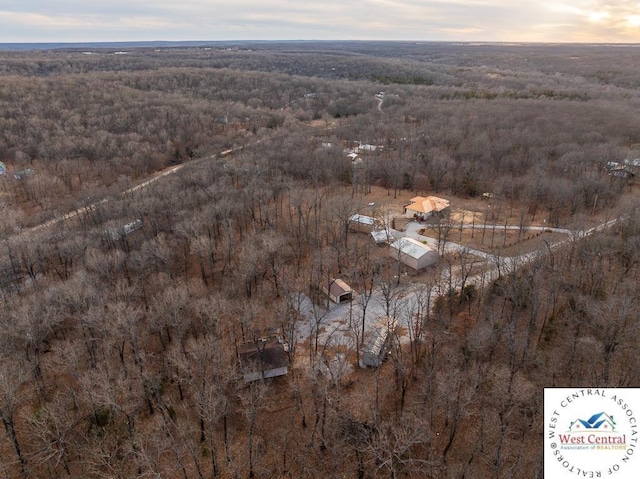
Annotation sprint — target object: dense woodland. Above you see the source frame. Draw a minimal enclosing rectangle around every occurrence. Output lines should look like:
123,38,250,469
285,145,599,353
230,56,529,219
1,42,640,478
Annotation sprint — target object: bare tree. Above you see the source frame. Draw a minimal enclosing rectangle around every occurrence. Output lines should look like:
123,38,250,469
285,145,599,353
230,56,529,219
170,334,237,477
238,381,268,478
0,362,28,478
24,392,75,477
430,211,454,257
365,415,432,479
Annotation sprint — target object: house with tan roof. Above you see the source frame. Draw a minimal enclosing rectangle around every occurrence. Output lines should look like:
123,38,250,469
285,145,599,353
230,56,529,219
404,196,450,220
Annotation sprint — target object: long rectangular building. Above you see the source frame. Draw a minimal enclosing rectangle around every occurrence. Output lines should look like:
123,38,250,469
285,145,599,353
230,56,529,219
389,237,438,270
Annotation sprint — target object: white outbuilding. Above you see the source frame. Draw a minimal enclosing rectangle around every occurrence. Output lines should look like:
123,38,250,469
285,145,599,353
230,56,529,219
371,228,401,244
349,214,376,233
389,237,438,270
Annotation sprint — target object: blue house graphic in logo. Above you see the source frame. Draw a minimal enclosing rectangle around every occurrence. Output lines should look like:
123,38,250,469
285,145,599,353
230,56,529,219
568,412,616,432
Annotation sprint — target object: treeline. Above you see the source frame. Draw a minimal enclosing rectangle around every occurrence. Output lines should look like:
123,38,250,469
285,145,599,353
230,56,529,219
3,64,638,229
5,42,640,92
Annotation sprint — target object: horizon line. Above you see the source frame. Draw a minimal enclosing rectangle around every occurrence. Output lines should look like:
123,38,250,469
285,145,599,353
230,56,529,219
2,39,640,52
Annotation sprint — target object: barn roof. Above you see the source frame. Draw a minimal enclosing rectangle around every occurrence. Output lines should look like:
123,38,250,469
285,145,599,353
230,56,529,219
390,237,435,259
371,228,400,244
350,214,375,226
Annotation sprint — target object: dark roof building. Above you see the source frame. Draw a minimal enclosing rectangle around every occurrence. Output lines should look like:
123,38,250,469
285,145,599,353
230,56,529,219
237,338,288,383
362,317,396,368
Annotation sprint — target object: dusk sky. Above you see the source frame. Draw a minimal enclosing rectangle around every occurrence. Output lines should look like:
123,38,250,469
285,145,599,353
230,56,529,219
2,1,640,43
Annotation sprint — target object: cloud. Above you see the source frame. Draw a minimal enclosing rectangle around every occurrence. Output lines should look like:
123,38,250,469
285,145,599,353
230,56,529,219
626,14,640,27
440,27,484,34
544,1,640,40
1,0,640,43
0,10,186,42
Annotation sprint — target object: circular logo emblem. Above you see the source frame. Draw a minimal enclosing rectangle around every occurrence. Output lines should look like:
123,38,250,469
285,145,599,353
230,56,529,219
545,388,639,478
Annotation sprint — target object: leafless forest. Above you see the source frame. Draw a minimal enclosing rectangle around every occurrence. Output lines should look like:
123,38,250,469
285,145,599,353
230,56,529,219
1,41,640,478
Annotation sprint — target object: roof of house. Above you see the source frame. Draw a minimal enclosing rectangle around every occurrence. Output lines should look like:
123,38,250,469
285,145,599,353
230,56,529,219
406,196,450,214
609,166,635,178
237,339,288,372
358,143,382,152
624,158,640,167
322,278,353,297
350,214,375,226
390,237,436,259
13,168,34,180
371,228,400,244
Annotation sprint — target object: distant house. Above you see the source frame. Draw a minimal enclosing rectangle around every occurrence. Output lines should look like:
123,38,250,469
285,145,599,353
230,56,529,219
623,158,640,169
13,168,34,180
350,214,376,233
123,219,142,236
362,317,396,368
237,338,288,383
389,237,438,270
621,159,640,180
346,152,363,165
608,165,635,179
404,196,450,220
607,159,638,179
321,278,354,304
106,219,143,241
358,143,381,153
